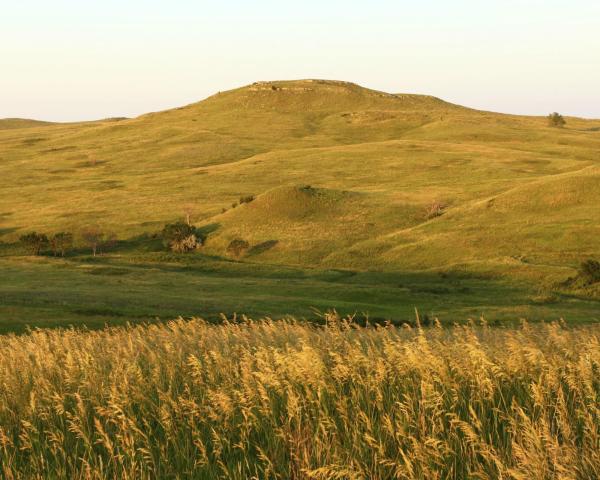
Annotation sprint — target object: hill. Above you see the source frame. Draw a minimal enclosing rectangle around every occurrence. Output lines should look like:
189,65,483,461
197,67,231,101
0,118,53,130
1,79,600,284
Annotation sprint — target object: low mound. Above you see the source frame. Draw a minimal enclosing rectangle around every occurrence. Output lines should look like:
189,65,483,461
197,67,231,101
202,185,421,265
238,185,354,220
202,186,359,264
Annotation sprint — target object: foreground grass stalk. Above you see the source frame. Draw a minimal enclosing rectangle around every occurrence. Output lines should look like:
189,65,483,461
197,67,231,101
0,317,598,479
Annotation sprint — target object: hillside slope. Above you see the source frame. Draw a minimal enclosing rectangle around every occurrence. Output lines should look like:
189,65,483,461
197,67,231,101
1,79,599,280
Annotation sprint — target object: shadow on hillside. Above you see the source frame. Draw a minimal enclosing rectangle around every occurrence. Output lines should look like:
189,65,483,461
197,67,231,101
0,227,19,238
196,222,221,237
247,240,279,256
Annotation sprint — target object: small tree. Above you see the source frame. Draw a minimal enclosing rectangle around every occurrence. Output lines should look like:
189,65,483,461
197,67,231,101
547,112,566,128
50,232,73,257
227,239,250,258
162,222,200,253
19,232,48,255
81,227,105,257
182,204,195,226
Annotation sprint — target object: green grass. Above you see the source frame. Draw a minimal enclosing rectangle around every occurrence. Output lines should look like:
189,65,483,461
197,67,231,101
1,251,599,333
1,79,599,330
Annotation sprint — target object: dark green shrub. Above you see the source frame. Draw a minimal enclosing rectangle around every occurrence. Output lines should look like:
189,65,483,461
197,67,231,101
547,112,566,128
19,232,48,255
226,239,250,258
239,195,255,204
162,222,200,253
579,259,600,284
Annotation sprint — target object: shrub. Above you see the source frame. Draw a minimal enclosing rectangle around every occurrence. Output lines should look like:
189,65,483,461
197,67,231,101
50,232,73,257
19,232,48,255
239,195,255,204
162,222,200,253
226,238,250,257
425,201,447,219
547,112,566,128
579,259,600,284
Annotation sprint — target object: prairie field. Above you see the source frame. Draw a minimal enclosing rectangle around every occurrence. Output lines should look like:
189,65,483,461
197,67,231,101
3,1,600,477
1,80,600,329
0,316,599,479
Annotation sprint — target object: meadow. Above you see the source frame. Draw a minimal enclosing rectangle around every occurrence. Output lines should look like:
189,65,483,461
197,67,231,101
0,316,599,479
1,251,600,334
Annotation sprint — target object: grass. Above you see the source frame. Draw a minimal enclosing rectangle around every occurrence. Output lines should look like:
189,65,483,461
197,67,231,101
1,251,600,334
0,317,599,479
1,80,599,275
1,79,599,329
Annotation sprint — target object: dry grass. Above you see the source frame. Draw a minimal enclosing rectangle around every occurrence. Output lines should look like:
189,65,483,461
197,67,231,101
0,315,599,479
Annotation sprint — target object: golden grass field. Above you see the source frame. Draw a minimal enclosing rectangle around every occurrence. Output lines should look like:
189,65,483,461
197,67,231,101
1,315,599,479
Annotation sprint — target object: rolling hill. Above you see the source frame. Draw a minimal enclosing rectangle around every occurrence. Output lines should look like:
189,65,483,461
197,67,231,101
1,79,600,284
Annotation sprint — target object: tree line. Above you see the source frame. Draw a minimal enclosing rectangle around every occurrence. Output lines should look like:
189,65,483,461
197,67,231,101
19,227,116,257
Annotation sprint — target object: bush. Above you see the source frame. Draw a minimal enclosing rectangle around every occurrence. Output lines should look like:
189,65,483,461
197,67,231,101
239,195,255,204
425,201,447,219
226,239,250,257
579,259,600,284
547,112,566,128
162,222,200,253
19,232,48,255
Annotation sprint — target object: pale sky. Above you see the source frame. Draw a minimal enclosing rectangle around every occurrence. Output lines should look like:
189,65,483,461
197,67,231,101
1,0,599,121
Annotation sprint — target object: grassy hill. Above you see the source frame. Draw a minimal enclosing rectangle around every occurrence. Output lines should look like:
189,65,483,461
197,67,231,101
1,79,599,328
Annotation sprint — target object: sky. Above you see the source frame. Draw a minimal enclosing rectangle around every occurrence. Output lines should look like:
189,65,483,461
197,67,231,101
1,0,599,121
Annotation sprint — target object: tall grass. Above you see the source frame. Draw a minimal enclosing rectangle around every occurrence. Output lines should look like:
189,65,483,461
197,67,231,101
0,316,599,479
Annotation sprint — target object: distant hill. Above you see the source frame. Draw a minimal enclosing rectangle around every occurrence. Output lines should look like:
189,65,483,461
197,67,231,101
0,118,53,130
1,79,599,281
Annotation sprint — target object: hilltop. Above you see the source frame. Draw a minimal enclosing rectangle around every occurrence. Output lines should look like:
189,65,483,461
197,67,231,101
1,79,599,284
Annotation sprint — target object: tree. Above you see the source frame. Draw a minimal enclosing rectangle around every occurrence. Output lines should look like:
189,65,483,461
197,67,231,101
227,239,250,258
182,204,195,226
547,112,566,128
19,232,48,255
162,222,200,253
50,232,73,257
81,227,105,257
